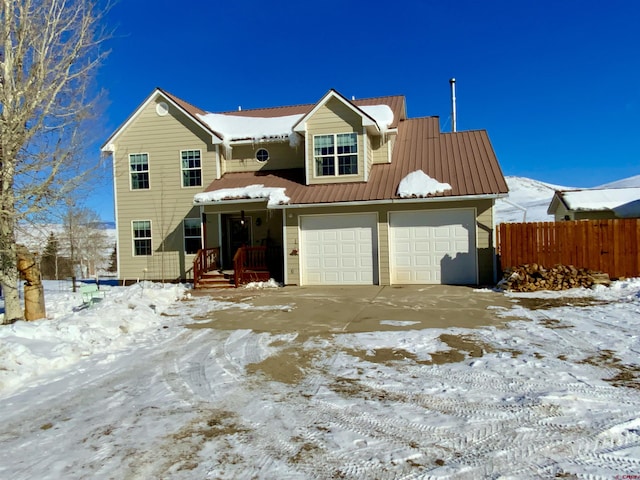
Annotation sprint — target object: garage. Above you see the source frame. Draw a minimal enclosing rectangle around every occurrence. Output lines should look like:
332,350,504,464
300,214,378,285
389,209,477,285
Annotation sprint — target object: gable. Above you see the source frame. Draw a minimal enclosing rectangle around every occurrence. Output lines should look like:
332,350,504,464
113,95,216,154
307,96,364,133
293,89,381,134
102,89,222,152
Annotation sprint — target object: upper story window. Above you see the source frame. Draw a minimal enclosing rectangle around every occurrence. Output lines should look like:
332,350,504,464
314,133,358,177
132,220,152,256
181,150,202,187
183,218,201,254
129,153,149,190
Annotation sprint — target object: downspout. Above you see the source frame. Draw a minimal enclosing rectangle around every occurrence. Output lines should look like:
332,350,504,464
304,128,310,185
282,208,288,285
215,144,221,179
105,145,121,281
362,127,369,182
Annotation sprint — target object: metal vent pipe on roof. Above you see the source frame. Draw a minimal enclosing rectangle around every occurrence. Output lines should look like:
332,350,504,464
449,78,457,132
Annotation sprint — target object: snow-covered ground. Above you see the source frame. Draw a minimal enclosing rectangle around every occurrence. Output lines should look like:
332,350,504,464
1,280,640,478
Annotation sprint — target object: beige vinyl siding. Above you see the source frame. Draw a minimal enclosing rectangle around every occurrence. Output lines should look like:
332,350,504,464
283,199,496,286
306,97,365,184
113,96,218,281
377,213,390,284
284,213,300,285
224,142,304,172
553,203,572,222
553,202,617,221
365,131,373,180
475,200,495,285
371,133,394,164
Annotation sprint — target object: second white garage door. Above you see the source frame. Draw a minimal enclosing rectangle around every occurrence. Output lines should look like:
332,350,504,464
300,214,378,285
389,209,477,285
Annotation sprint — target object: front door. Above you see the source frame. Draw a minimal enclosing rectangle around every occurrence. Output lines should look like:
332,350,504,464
225,215,252,267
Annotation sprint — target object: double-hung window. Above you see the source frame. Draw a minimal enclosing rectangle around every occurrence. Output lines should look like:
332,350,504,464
181,150,202,187
314,133,358,177
130,153,150,190
183,218,202,254
132,220,152,256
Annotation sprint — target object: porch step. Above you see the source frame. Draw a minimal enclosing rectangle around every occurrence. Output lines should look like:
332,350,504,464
195,271,235,289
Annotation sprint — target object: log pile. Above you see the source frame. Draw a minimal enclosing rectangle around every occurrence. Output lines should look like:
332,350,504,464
498,264,611,292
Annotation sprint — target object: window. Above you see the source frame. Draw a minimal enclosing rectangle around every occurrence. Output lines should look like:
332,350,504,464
181,150,202,187
183,218,201,254
314,133,358,176
255,148,269,162
132,221,152,256
130,153,149,190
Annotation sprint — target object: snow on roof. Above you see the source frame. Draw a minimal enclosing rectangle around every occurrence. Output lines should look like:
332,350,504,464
562,187,640,216
360,105,394,130
197,112,303,143
196,104,394,144
194,185,290,207
397,170,452,198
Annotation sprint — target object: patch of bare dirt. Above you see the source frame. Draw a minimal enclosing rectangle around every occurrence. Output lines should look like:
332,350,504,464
513,297,610,310
341,334,519,367
246,347,322,384
579,350,640,390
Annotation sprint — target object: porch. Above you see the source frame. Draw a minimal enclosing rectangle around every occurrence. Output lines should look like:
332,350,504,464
194,206,284,289
193,246,282,289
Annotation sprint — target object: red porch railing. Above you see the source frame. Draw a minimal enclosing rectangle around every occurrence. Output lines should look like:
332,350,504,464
233,246,270,287
193,247,220,287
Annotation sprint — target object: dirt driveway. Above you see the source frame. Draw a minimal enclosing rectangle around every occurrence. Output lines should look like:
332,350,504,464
190,285,515,334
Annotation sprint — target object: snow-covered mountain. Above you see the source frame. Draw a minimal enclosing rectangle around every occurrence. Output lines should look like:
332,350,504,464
599,174,640,189
495,174,640,224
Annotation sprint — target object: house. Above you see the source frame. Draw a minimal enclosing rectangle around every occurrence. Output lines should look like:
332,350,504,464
547,188,640,221
101,88,508,287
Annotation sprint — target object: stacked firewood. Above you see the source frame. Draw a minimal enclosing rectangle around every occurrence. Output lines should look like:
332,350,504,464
498,263,611,292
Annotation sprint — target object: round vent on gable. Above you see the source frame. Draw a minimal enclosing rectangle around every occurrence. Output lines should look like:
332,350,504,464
255,148,269,163
156,102,169,116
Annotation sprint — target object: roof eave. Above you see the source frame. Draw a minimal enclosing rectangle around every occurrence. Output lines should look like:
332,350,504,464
269,193,507,209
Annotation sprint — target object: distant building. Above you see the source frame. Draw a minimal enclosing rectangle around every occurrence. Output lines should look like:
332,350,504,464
547,187,640,221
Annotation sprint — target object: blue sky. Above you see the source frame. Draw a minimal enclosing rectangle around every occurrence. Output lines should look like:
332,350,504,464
91,0,640,222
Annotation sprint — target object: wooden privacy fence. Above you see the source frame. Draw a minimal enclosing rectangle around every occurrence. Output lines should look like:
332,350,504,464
497,219,640,279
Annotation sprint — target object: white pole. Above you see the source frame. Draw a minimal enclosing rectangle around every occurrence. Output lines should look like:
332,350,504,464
449,78,457,133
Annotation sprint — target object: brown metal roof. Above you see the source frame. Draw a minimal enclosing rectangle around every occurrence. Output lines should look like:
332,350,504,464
161,88,207,116
219,94,407,129
201,117,508,205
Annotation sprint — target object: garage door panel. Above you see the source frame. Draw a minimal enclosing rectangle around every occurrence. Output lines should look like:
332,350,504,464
390,210,477,285
301,214,378,285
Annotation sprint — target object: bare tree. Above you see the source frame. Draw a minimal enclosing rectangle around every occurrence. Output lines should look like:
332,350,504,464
0,0,110,323
61,203,109,285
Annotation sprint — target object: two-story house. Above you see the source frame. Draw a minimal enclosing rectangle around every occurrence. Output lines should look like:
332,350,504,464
101,88,508,286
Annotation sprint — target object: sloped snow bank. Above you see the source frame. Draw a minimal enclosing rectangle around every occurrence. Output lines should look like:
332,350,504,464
0,282,187,395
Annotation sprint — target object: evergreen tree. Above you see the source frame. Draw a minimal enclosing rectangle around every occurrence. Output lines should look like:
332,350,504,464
40,233,59,280
107,244,117,273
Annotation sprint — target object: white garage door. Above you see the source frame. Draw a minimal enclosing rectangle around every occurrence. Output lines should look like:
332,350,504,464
389,209,477,285
300,214,378,285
